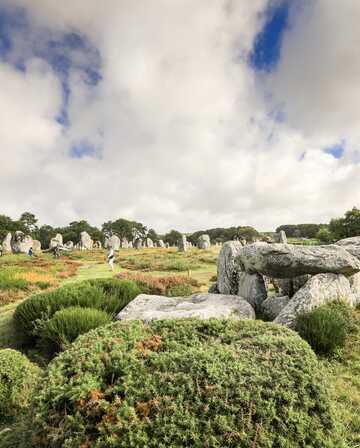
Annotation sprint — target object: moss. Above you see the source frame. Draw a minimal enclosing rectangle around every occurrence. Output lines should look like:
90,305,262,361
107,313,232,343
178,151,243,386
29,319,342,447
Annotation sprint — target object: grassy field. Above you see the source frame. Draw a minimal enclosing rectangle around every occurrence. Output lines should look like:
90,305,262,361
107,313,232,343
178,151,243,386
0,247,218,349
0,246,359,445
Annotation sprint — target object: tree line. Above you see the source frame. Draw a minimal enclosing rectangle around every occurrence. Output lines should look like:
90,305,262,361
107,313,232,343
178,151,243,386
0,207,359,249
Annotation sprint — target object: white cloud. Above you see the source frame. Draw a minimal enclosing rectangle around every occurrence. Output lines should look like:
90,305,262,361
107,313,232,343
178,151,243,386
0,0,359,232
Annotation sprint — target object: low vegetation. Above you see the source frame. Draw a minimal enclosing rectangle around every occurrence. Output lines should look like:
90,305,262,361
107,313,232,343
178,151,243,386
22,319,341,447
296,301,354,356
0,349,41,424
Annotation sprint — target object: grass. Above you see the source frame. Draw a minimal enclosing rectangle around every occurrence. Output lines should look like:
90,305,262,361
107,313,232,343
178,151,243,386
322,309,360,447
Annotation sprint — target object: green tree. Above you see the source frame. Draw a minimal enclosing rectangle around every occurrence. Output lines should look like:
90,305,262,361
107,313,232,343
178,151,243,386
316,227,333,243
0,214,17,241
19,212,38,235
329,207,360,240
164,230,182,246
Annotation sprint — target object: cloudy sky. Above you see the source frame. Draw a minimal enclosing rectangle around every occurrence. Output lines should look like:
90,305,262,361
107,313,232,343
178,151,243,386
0,0,359,232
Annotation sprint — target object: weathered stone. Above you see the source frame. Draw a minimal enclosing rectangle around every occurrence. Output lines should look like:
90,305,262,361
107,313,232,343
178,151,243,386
64,241,74,250
217,241,243,294
197,234,211,250
2,232,12,253
236,242,360,278
134,238,142,249
11,231,33,254
105,235,120,250
146,238,154,248
261,296,290,320
121,238,129,249
349,272,360,306
116,293,255,323
50,233,63,249
208,283,219,293
178,235,188,252
274,273,353,328
32,240,41,253
237,272,267,311
128,241,133,248
158,239,165,248
272,275,311,297
336,236,360,260
279,230,287,244
80,231,93,250
93,241,102,249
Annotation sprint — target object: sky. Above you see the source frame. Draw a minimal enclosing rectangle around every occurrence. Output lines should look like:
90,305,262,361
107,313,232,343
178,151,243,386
0,0,359,233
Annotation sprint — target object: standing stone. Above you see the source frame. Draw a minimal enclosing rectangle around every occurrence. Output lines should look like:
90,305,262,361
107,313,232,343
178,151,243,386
217,241,244,295
261,296,290,321
80,231,93,250
274,273,353,328
11,231,33,254
158,240,165,248
105,235,120,250
146,238,154,248
93,241,102,249
128,241,133,248
236,242,360,278
121,238,129,249
2,232,12,253
237,272,267,311
279,230,287,244
197,234,211,250
178,235,188,252
64,241,74,250
116,293,255,322
134,238,142,249
165,242,170,248
32,240,42,253
50,233,63,249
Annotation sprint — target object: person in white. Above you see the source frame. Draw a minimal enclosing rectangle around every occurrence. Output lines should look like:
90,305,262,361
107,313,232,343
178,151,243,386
107,246,115,271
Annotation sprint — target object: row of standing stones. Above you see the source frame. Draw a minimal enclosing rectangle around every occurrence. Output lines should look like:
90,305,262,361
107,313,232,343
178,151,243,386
0,231,213,254
117,234,360,329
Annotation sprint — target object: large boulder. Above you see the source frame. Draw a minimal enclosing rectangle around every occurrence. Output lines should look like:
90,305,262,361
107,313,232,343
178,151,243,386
116,293,255,322
336,236,360,260
197,234,211,250
50,233,63,249
237,272,267,311
105,235,120,250
261,295,290,320
2,232,12,253
274,273,353,328
178,235,188,252
11,231,33,254
64,241,74,250
80,231,93,250
236,242,360,278
32,240,41,253
217,241,243,294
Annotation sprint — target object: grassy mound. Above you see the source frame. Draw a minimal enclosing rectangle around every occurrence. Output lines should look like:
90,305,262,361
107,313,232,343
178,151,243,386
29,319,341,447
0,349,40,424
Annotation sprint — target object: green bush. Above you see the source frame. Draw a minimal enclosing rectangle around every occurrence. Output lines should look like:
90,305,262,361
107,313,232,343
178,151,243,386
13,279,140,346
40,307,111,356
167,283,193,297
0,349,40,423
28,319,341,447
296,301,353,356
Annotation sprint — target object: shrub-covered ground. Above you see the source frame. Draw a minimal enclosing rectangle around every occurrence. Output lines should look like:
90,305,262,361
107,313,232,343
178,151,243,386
0,247,360,446
19,320,342,447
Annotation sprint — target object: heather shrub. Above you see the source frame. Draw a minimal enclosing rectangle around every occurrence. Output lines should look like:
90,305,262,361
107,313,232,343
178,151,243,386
167,283,193,296
0,349,40,424
29,319,342,447
13,279,140,346
39,307,111,356
296,301,353,356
